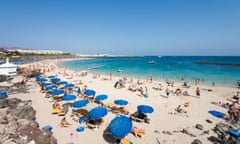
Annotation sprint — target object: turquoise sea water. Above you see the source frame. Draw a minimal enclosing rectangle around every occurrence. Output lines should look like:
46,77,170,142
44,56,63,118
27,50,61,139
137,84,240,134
60,56,240,86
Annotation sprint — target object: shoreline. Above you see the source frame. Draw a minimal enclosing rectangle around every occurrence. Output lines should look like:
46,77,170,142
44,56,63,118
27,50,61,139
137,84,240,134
10,58,239,144
58,58,238,88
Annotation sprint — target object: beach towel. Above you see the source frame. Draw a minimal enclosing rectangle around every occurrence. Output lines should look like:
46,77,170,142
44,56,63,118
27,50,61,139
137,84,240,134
208,110,225,118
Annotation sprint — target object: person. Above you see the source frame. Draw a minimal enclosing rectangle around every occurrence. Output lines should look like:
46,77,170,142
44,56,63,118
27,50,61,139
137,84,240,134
165,87,170,97
176,105,183,113
53,100,60,109
228,102,239,120
196,87,200,98
139,87,144,96
60,117,71,127
144,86,148,98
183,90,189,96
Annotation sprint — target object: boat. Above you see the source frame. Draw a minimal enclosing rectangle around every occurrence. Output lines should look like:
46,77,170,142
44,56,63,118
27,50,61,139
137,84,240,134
88,66,102,69
149,60,156,64
117,69,123,72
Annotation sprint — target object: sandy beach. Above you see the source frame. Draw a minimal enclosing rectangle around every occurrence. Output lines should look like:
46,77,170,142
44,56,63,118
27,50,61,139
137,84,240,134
8,58,239,144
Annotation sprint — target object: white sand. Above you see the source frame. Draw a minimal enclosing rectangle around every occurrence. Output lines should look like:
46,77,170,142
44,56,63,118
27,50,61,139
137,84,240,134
9,58,239,144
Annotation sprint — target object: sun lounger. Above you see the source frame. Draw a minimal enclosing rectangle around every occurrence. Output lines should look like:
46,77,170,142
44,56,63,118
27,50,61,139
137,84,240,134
52,108,60,114
121,138,133,144
132,127,146,137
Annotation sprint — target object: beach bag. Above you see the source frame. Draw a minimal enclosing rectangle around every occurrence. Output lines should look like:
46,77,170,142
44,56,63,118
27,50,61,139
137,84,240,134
117,83,121,89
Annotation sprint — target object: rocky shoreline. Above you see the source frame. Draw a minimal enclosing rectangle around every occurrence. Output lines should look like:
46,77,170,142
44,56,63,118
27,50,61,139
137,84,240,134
194,62,240,67
0,98,57,144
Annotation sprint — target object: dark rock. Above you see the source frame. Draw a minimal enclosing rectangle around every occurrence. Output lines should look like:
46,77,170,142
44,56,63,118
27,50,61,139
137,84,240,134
11,106,36,120
0,98,57,144
191,139,202,144
0,116,8,124
195,124,203,130
0,100,8,108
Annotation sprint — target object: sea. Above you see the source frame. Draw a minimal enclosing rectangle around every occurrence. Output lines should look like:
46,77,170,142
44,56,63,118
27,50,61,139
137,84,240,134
60,56,240,87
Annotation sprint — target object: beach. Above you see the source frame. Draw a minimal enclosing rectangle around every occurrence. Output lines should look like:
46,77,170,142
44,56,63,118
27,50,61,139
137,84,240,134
8,58,240,144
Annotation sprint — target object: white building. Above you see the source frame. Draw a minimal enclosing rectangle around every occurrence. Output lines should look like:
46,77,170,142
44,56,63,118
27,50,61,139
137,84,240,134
0,58,18,76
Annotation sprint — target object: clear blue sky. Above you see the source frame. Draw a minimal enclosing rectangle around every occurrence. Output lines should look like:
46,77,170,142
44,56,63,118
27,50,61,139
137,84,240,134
0,0,239,56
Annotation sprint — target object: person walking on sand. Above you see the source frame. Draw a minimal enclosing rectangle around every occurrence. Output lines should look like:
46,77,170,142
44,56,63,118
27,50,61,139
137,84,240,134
144,86,149,98
165,87,170,97
196,87,200,98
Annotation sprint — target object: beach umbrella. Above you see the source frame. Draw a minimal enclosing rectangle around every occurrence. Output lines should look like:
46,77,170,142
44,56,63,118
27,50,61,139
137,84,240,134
208,110,225,118
58,81,68,85
0,91,7,99
114,99,128,106
137,105,154,114
62,94,77,101
64,83,75,88
95,94,108,101
109,116,132,139
37,77,47,83
72,100,89,108
77,87,81,95
84,89,96,97
51,89,64,96
48,75,55,79
50,78,61,83
45,85,57,91
89,107,108,120
41,82,51,87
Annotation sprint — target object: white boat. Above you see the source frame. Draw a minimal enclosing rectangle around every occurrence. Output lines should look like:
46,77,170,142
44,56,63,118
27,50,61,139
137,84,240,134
149,60,156,64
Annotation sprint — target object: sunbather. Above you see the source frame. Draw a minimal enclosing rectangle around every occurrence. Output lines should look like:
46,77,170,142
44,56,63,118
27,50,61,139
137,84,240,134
132,126,146,137
60,117,71,127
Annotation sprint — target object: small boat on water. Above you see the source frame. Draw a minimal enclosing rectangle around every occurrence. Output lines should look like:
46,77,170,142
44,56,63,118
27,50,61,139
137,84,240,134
88,66,102,69
117,69,123,72
149,60,156,64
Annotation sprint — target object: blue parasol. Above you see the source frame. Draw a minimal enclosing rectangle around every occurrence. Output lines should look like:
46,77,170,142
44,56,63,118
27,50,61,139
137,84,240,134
0,91,7,99
62,94,77,101
84,89,96,97
64,83,75,88
37,77,47,83
45,85,57,91
109,116,132,139
89,107,108,120
58,81,68,85
51,78,61,83
72,100,89,108
208,110,225,118
51,89,64,96
95,94,108,101
114,99,128,106
137,105,154,113
77,87,81,94
41,82,51,87
48,75,55,79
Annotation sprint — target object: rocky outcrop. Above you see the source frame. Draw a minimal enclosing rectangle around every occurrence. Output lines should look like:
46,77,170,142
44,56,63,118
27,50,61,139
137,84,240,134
0,98,57,144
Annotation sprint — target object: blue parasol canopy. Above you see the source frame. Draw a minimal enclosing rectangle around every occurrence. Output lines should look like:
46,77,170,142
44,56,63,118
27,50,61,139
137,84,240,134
77,87,81,94
51,78,61,83
45,85,57,91
51,89,64,96
37,77,47,83
41,82,51,87
137,105,154,113
0,91,7,99
48,75,55,79
109,116,132,139
62,94,77,101
72,100,89,108
89,107,108,120
208,110,225,118
84,89,96,97
64,83,75,88
58,81,68,85
95,94,108,101
114,99,128,106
